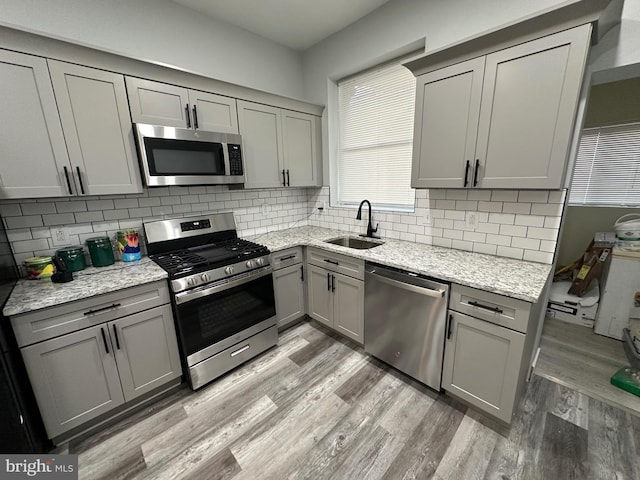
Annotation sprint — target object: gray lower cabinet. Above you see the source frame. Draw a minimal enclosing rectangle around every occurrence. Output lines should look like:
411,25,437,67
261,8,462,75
410,24,591,189
306,258,364,344
273,263,306,329
15,285,181,440
442,311,525,423
442,283,541,424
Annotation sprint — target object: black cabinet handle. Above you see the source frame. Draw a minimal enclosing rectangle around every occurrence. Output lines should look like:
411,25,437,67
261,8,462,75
84,303,121,316
331,274,335,292
473,159,480,187
63,166,73,195
327,272,331,291
324,259,339,265
468,300,503,314
447,314,453,340
185,104,191,128
286,169,290,187
279,254,296,262
282,169,286,186
112,325,120,350
76,166,85,194
192,105,199,129
300,265,304,282
100,328,110,354
464,160,470,188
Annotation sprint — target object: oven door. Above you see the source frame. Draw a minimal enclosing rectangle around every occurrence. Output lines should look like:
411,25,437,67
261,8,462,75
173,268,276,367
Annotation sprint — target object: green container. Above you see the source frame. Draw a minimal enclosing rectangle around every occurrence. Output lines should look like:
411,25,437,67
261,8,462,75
56,245,87,272
86,237,115,267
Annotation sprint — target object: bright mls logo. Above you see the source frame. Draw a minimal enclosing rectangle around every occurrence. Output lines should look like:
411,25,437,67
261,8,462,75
0,455,77,480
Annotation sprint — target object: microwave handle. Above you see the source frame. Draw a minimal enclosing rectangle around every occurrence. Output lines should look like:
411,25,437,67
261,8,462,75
185,104,192,128
192,105,199,129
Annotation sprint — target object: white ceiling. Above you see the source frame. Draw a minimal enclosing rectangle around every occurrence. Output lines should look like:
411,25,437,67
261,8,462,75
171,0,391,51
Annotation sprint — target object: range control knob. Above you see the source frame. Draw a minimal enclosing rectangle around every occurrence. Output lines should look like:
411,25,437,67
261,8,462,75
255,257,264,267
187,277,198,287
246,260,255,269
224,266,234,276
201,273,210,282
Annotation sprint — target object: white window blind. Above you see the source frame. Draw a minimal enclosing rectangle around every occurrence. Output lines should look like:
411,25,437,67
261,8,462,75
337,61,416,209
569,123,640,206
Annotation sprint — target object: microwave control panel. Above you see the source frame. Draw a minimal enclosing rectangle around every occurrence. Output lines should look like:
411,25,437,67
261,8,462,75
228,144,244,175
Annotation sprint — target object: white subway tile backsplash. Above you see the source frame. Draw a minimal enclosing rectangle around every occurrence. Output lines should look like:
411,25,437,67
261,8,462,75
7,229,32,242
103,209,130,221
473,243,497,255
497,245,524,260
75,211,104,223
6,215,43,229
21,202,56,215
446,189,467,200
452,239,473,251
499,224,527,237
488,213,515,225
455,200,478,211
511,237,541,250
527,227,559,241
547,190,566,204
514,215,545,227
433,237,452,248
477,223,500,234
524,250,554,263
56,201,88,213
444,210,465,221
467,190,492,201
491,190,519,202
478,201,503,213
443,229,463,240
544,216,561,229
114,198,139,209
0,203,22,217
463,231,486,243
486,234,512,246
435,199,456,210
540,240,556,252
87,199,115,211
531,203,563,216
12,238,50,254
502,202,531,214
42,213,75,226
518,191,549,203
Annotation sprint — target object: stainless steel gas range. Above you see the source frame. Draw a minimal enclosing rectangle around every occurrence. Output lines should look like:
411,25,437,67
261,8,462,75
144,213,277,390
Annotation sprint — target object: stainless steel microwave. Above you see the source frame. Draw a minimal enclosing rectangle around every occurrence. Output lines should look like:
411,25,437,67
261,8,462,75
134,123,245,187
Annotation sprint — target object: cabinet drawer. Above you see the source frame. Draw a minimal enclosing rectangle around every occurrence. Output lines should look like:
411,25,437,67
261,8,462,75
11,281,170,347
271,247,303,270
450,284,531,333
306,247,364,280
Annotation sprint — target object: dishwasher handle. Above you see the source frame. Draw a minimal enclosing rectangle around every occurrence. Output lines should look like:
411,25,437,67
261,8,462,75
368,270,445,298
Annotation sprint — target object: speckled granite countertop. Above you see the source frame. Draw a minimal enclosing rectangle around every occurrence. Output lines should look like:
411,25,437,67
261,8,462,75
3,257,168,317
248,226,551,303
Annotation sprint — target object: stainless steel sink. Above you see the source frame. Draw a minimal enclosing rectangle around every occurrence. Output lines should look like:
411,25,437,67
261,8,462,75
324,236,384,250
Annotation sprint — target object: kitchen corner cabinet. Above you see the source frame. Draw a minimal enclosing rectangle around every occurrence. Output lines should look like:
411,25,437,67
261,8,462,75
126,77,239,134
411,24,591,189
237,100,321,188
306,248,364,343
442,284,537,423
272,248,306,330
13,282,181,439
48,61,143,195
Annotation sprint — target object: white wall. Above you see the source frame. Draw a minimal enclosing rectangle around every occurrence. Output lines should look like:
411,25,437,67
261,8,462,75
0,0,305,100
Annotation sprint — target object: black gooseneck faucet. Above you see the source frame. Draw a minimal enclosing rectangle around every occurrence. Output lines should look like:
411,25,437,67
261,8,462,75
356,200,379,238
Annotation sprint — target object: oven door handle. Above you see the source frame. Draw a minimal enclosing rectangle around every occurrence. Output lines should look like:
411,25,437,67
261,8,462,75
174,267,272,304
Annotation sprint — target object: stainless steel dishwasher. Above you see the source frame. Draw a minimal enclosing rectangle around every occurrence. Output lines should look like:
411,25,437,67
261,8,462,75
364,263,449,391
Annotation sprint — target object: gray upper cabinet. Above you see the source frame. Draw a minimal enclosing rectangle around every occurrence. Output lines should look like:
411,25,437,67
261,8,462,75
411,24,591,189
126,77,238,134
0,50,71,199
48,61,143,195
238,100,321,188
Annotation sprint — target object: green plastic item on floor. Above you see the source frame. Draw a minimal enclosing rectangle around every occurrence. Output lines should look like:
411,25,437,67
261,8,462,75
611,367,640,396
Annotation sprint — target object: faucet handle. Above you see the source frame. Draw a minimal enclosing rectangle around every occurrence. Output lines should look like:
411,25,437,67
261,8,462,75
373,223,379,233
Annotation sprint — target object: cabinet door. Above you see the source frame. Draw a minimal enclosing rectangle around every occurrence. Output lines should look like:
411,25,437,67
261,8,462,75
20,325,124,438
237,100,283,188
0,50,70,198
333,272,364,343
281,110,321,187
189,90,238,134
306,264,332,328
273,263,306,329
476,24,591,189
48,61,143,195
442,311,525,423
126,77,190,128
411,57,485,189
111,305,182,402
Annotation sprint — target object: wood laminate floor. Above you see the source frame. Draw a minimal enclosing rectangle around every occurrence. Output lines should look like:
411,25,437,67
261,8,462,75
535,316,640,417
60,320,640,480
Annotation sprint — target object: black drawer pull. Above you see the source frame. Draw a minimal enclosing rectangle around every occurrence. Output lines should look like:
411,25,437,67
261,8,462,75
192,105,199,129
468,300,503,314
447,314,453,340
282,169,286,186
463,160,471,187
279,254,296,262
63,166,73,194
286,169,290,187
185,104,191,128
300,265,304,282
76,167,85,194
327,272,331,291
324,259,339,265
112,325,120,350
84,303,121,316
331,274,335,292
473,159,480,187
100,328,110,354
